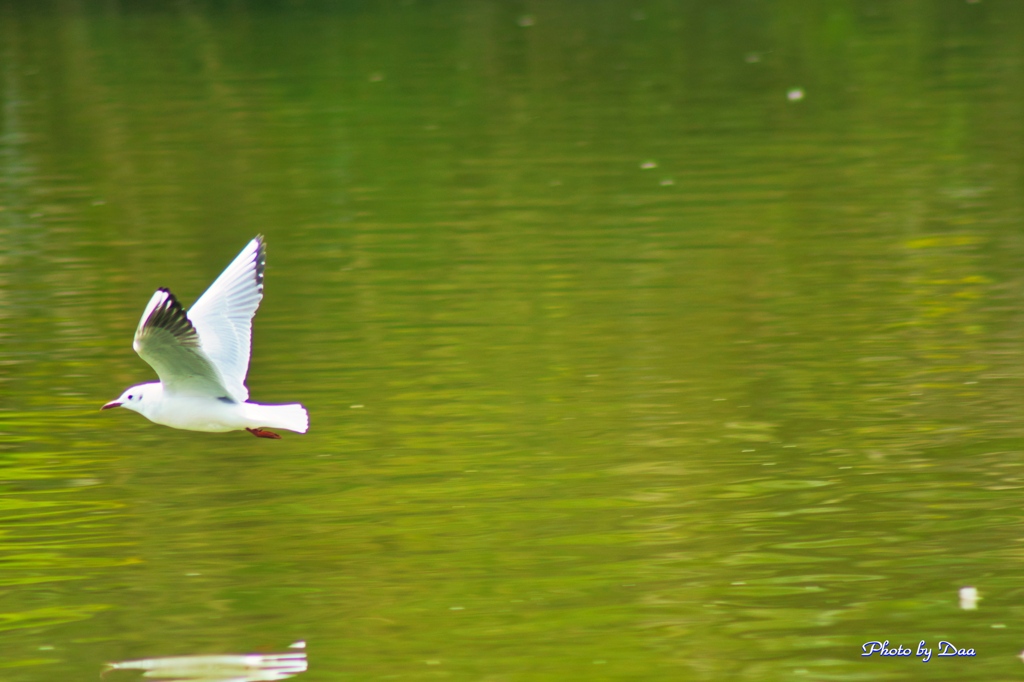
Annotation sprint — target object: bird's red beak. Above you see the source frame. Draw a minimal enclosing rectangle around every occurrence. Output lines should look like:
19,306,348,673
101,401,122,410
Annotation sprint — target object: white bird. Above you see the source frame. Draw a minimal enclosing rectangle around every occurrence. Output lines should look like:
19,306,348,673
102,235,309,439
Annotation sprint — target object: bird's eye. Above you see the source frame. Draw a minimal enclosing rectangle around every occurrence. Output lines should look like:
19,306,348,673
128,394,133,400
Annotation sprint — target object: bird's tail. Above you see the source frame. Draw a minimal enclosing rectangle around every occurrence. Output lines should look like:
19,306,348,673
245,403,309,434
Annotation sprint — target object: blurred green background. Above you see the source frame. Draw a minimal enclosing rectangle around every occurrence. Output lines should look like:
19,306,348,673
3,1,1024,680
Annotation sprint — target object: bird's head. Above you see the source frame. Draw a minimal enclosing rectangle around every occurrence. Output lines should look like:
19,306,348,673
102,382,161,416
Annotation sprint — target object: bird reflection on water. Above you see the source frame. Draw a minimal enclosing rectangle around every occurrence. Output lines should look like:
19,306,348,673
102,642,307,681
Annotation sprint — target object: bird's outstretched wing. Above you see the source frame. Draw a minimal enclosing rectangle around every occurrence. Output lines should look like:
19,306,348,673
186,236,265,402
133,289,232,398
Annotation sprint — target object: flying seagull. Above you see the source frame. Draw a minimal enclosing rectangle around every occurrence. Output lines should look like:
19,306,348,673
102,235,308,439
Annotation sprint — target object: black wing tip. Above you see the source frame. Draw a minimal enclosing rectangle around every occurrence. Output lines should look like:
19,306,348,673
254,235,266,289
146,288,199,346
156,287,186,312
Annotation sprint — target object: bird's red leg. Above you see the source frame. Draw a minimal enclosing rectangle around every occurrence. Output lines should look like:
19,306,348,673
247,427,281,439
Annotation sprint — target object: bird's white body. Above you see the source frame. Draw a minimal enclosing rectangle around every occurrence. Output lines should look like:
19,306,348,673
114,382,308,434
104,236,308,438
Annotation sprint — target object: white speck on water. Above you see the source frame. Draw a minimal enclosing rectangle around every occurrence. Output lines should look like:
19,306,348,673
350,404,364,409
290,641,306,649
449,606,464,610
660,178,674,186
640,160,658,169
960,586,979,610
787,87,805,101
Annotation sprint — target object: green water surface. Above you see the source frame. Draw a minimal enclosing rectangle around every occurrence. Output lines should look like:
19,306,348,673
3,1,1024,680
